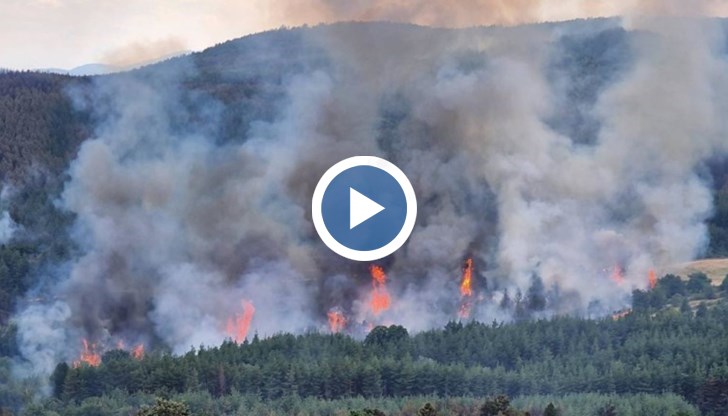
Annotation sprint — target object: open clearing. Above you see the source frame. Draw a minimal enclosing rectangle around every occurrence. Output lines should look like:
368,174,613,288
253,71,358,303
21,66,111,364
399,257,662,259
663,258,728,285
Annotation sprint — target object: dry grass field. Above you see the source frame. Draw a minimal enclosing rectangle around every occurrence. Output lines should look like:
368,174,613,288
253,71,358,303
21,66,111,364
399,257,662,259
663,258,728,285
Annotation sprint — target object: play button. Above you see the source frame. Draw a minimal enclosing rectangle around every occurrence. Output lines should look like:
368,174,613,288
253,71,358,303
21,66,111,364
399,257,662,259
312,156,417,261
349,188,384,229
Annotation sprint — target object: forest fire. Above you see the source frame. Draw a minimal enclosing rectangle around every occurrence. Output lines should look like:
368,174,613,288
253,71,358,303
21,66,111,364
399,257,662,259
368,265,391,315
225,300,256,343
460,258,474,297
610,265,625,285
117,340,145,359
72,339,145,367
611,309,632,320
648,269,657,289
72,339,101,368
327,308,347,333
458,258,474,318
132,344,145,360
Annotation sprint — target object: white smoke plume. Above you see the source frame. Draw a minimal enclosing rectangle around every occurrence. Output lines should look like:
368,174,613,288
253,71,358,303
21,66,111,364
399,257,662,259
13,12,728,374
0,185,18,244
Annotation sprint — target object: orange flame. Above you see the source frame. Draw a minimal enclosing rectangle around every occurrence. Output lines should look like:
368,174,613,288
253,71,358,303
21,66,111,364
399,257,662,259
458,258,474,318
226,300,255,343
460,258,474,297
610,265,625,285
648,269,657,289
132,344,145,360
327,309,347,333
611,308,632,320
115,340,145,360
369,265,391,315
73,339,101,368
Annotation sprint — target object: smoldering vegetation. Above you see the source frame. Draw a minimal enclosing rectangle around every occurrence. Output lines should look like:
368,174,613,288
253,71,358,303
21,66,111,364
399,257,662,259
11,18,728,374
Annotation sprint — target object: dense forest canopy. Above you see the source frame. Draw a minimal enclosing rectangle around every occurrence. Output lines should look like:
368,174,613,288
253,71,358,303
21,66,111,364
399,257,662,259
3,292,727,414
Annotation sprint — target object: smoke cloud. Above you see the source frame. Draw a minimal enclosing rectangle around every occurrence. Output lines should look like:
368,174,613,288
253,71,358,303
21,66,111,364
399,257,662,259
0,186,18,244
6,0,728,69
101,37,188,70
13,10,728,374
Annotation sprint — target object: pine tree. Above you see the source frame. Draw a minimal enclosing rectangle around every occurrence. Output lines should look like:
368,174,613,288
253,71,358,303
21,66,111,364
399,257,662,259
679,298,691,314
527,275,546,311
136,398,190,416
50,362,69,399
480,395,510,416
697,378,728,415
360,365,383,397
596,402,616,416
544,402,558,416
696,302,708,318
418,402,437,416
350,409,385,416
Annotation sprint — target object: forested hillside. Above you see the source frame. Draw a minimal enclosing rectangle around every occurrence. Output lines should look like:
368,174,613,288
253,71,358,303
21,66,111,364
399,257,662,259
3,294,726,415
2,24,728,260
3,21,728,416
0,72,89,180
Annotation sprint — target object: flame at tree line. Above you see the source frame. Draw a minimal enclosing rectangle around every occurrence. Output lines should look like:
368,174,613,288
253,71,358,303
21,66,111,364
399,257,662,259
368,265,391,316
73,339,101,368
72,338,144,368
70,259,668,364
132,344,145,360
648,269,657,289
331,258,480,323
460,258,474,297
326,265,392,334
327,308,347,333
458,258,475,319
72,298,256,367
226,300,256,343
326,264,396,333
117,340,145,360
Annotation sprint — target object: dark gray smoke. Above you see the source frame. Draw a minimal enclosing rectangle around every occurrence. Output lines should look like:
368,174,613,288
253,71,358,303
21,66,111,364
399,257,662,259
14,14,728,375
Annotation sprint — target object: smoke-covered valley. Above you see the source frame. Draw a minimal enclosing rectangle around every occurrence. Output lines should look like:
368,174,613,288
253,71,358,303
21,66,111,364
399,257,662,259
6,16,728,376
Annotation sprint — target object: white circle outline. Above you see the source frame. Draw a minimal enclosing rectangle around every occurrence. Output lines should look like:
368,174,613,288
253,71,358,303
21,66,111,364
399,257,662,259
312,156,417,262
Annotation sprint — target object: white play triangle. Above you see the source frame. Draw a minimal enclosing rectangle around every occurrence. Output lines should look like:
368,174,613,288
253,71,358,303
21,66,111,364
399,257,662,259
350,187,385,229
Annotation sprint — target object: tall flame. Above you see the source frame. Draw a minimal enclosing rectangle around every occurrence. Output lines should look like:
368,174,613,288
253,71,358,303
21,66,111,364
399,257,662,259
460,258,474,297
458,258,474,318
226,300,256,343
648,269,657,289
73,339,101,368
369,265,391,316
327,308,347,333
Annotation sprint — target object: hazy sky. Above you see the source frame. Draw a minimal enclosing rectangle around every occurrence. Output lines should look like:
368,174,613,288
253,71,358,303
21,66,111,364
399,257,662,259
2,0,727,70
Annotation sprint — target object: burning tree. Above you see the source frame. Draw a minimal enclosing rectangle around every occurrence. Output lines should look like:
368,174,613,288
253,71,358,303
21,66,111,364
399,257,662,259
458,258,474,319
225,300,255,343
73,339,101,368
368,265,391,316
327,308,347,333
